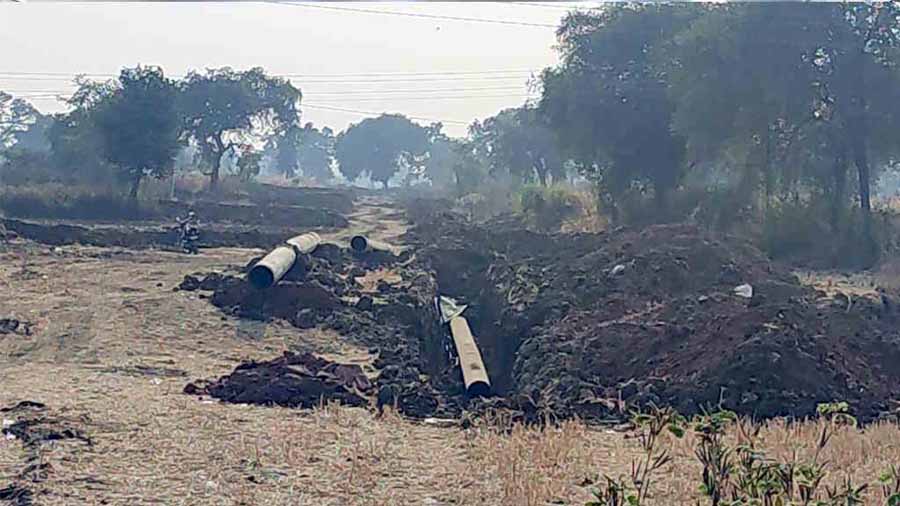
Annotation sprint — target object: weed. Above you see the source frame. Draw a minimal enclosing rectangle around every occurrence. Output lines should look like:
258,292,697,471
586,405,686,506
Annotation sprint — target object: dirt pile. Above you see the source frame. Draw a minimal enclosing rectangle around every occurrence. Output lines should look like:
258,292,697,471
194,205,900,422
188,242,467,418
184,351,373,408
409,214,900,421
0,318,32,336
1,218,342,250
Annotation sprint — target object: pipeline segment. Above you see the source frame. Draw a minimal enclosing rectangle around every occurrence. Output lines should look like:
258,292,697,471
248,232,321,289
349,235,395,254
448,316,491,397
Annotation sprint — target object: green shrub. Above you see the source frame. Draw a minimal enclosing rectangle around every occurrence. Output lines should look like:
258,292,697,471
514,184,581,231
0,183,158,221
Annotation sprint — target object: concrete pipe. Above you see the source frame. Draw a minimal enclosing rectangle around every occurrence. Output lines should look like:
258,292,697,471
448,316,491,397
285,232,321,254
350,235,395,254
248,246,297,290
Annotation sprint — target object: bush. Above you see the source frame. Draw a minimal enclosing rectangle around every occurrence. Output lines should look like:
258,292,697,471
0,183,158,221
761,200,890,270
514,184,582,231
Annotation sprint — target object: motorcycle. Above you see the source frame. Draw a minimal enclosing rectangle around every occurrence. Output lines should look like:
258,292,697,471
169,223,200,254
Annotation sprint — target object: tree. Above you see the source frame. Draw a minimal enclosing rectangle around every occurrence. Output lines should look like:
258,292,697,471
179,67,302,189
424,132,458,190
470,106,563,186
90,66,183,200
236,147,263,182
334,114,429,188
297,123,335,183
539,5,698,217
11,113,52,154
273,124,301,178
668,3,900,235
0,92,38,151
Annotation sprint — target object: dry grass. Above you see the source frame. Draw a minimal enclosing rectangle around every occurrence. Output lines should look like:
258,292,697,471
560,187,607,234
2,236,900,505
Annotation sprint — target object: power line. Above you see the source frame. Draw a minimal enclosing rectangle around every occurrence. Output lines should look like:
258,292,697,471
302,103,470,125
299,86,529,95
0,69,536,78
270,2,558,28
313,94,534,102
5,85,533,96
3,85,533,94
509,2,602,11
11,93,535,104
0,74,534,84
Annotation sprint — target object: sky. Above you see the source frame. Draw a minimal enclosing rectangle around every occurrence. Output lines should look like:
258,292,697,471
0,2,595,137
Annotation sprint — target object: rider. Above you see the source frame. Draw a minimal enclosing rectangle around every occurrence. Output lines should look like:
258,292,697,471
176,210,200,254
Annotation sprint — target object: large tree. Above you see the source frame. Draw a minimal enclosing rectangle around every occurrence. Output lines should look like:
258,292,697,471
179,67,302,189
273,124,301,178
89,66,183,200
469,106,563,186
297,123,335,183
668,3,900,233
0,92,38,151
334,114,429,188
539,5,698,216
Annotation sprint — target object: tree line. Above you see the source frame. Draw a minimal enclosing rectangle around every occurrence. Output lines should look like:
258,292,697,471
4,3,900,250
0,66,484,198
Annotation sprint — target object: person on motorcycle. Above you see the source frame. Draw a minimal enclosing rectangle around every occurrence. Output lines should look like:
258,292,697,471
175,210,200,254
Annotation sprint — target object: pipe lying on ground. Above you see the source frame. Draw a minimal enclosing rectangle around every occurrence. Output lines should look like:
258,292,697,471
350,235,395,254
448,316,491,397
286,232,321,254
248,232,321,289
248,246,297,290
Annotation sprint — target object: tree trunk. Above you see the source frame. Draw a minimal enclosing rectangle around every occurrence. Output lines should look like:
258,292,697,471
831,150,847,230
536,160,549,187
210,134,226,191
128,174,142,202
846,51,873,237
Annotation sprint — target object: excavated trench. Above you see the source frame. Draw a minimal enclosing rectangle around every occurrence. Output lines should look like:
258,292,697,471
181,205,900,424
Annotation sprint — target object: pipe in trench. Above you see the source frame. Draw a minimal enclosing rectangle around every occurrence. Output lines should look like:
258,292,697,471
448,316,491,397
248,232,321,289
350,235,395,254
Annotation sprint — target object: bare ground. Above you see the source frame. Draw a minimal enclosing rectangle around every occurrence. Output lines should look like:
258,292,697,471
1,198,899,505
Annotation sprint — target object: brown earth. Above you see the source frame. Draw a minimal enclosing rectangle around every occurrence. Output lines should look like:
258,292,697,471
188,203,900,423
406,212,900,422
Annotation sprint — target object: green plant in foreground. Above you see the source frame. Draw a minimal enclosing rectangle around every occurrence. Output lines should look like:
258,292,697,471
587,403,898,506
586,405,686,506
879,465,900,506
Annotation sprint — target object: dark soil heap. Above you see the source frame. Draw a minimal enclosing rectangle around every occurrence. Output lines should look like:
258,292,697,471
196,209,900,423
185,242,464,418
410,214,900,422
184,351,373,409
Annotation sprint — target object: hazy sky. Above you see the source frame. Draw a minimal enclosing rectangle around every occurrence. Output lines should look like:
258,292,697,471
0,2,592,136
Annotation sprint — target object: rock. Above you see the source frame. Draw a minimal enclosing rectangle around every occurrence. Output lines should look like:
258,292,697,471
293,309,317,329
356,295,374,312
177,275,201,291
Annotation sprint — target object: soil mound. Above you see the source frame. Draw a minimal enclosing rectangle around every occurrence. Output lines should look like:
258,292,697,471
185,351,373,408
409,215,900,421
196,208,900,423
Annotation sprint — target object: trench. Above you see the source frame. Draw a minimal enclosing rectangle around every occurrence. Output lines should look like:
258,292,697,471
426,248,523,397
